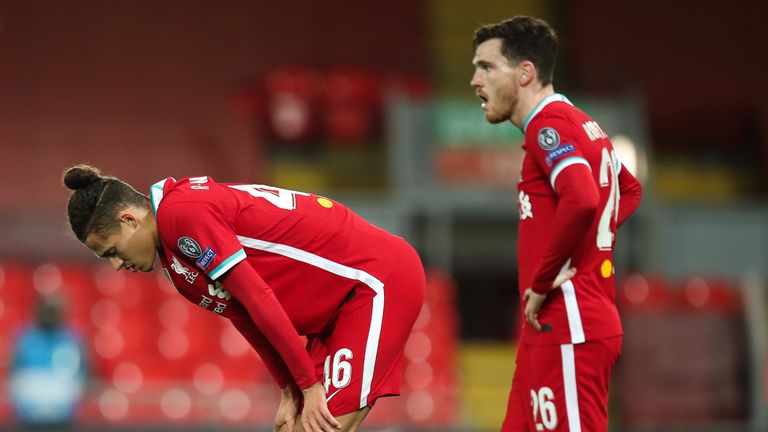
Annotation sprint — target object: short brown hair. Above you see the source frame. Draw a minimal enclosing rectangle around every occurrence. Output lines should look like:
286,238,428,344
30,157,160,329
473,16,558,86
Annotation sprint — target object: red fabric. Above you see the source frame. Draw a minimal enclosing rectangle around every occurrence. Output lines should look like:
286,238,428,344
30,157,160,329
616,164,642,227
530,165,599,295
502,337,622,432
153,176,418,391
516,96,641,345
306,244,425,416
223,266,317,389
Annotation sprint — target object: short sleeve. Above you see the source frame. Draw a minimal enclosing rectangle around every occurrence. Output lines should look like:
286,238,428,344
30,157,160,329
159,200,246,280
525,115,591,188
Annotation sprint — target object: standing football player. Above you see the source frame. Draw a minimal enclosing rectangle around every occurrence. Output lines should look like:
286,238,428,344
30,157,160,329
471,16,642,431
62,164,425,432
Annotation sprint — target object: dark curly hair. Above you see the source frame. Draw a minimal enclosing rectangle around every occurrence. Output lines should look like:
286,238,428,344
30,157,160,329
473,16,558,86
62,164,149,242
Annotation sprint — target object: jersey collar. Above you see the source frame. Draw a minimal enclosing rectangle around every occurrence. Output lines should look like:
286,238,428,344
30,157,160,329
522,93,573,133
149,177,176,215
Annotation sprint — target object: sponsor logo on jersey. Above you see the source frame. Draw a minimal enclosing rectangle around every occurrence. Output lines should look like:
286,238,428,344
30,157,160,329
178,237,202,258
537,127,560,150
547,143,576,162
170,255,199,283
601,259,613,278
326,388,343,403
208,281,232,301
518,191,533,220
198,295,228,314
196,247,216,271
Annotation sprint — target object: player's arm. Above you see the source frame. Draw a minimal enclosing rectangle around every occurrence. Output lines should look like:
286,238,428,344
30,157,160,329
230,316,304,432
229,316,295,389
162,200,320,390
525,117,600,295
616,163,642,227
219,262,320,390
221,265,341,432
529,164,599,294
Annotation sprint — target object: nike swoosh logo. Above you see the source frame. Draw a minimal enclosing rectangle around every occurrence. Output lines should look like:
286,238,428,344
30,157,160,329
326,389,343,402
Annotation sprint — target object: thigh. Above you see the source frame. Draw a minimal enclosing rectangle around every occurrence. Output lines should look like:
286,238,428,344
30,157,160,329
285,407,371,432
335,406,371,431
310,248,425,417
520,338,622,432
502,343,534,432
572,336,622,432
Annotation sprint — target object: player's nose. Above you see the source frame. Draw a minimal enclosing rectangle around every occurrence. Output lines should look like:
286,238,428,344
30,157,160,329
470,70,482,88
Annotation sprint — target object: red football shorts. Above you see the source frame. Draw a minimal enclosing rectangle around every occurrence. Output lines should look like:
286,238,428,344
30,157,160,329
502,336,622,432
306,244,425,416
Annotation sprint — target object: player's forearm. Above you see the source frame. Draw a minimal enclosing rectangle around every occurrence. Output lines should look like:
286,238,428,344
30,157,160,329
530,200,596,293
221,265,320,389
230,317,294,388
531,167,599,294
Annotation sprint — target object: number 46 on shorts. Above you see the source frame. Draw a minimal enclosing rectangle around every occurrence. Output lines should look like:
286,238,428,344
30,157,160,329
323,348,353,393
531,386,558,431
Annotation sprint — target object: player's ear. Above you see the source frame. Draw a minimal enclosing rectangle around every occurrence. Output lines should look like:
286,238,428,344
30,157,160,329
519,61,536,86
118,210,139,228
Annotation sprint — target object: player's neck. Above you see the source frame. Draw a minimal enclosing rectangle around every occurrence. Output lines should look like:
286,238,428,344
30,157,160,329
145,209,161,250
512,85,555,130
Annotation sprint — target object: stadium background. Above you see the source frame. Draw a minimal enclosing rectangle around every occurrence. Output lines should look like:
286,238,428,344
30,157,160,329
0,0,766,430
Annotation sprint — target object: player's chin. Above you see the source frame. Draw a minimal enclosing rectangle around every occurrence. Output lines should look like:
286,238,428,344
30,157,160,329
142,260,155,272
484,110,506,124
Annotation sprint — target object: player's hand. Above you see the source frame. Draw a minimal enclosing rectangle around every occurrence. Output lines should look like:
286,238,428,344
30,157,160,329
523,268,577,331
274,385,300,432
552,267,577,288
523,289,547,331
300,382,341,432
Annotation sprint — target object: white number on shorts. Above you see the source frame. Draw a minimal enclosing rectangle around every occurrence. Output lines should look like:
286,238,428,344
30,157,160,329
229,184,309,210
531,387,558,431
323,348,353,392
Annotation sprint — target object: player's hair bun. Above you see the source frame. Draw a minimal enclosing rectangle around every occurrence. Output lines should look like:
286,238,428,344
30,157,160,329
62,164,103,190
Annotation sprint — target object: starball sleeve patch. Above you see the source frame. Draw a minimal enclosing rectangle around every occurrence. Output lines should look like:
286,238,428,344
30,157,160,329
537,127,561,150
177,236,203,258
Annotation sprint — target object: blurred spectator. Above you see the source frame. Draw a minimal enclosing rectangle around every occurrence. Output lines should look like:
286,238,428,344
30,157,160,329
8,296,87,430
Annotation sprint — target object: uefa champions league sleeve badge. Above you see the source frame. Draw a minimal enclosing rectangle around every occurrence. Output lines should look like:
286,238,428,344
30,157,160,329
537,127,560,151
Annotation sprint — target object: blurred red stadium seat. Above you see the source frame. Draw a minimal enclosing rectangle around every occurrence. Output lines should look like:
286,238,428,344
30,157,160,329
0,262,34,335
368,269,459,427
617,273,748,427
3,262,461,427
676,276,742,312
617,273,670,311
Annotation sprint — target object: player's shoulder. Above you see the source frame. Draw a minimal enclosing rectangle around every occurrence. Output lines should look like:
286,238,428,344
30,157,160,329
156,190,222,235
160,176,228,206
527,103,581,131
525,110,577,151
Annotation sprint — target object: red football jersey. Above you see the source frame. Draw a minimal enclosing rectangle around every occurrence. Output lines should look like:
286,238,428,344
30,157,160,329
149,176,409,388
517,94,631,345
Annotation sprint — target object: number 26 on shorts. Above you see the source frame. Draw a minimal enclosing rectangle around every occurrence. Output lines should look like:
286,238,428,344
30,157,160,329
531,386,558,431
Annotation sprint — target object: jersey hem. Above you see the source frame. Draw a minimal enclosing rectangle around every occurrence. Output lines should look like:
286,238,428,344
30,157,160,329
520,330,623,346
